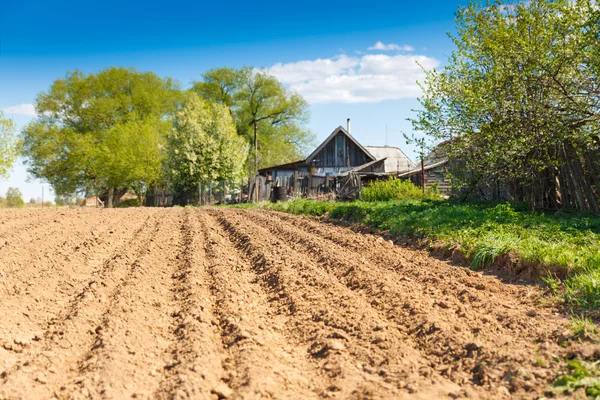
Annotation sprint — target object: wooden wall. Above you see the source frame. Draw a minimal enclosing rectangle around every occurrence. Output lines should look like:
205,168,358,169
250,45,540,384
312,133,371,168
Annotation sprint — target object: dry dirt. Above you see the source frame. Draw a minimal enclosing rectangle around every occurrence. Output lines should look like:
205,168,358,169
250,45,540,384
0,207,595,399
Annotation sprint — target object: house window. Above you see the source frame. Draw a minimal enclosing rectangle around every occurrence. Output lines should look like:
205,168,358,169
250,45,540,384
435,172,444,182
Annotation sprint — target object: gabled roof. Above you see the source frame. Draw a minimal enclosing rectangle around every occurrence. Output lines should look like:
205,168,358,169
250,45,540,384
364,146,415,173
305,126,376,163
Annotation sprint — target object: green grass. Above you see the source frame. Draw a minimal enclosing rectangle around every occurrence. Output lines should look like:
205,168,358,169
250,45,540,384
570,316,598,341
361,177,429,202
231,198,600,311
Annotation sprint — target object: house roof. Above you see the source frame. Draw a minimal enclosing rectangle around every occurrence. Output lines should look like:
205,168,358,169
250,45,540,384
258,159,306,173
341,158,386,175
305,126,376,163
364,146,415,173
397,157,449,178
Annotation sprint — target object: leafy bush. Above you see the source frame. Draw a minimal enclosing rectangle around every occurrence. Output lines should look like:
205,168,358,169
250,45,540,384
117,198,141,208
361,178,423,202
5,187,24,208
552,360,600,398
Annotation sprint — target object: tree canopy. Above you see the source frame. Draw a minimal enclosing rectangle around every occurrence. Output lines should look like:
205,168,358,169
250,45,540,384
21,67,182,206
193,67,314,174
165,92,248,203
5,187,24,208
412,0,600,211
0,111,19,179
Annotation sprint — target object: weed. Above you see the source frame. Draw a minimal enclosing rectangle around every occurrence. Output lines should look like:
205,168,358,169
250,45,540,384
570,316,598,341
541,272,560,294
360,178,427,202
552,360,600,398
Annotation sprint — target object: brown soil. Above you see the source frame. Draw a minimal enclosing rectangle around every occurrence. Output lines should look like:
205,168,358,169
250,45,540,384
0,207,596,399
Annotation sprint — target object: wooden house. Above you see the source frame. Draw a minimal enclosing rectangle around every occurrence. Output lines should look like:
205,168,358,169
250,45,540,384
259,122,415,181
397,141,451,195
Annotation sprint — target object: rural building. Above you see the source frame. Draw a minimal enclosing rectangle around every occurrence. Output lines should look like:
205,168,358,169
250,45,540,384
398,141,451,195
82,192,137,207
83,196,104,207
259,121,415,180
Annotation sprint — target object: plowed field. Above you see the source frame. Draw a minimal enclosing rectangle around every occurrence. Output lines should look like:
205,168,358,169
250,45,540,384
0,207,592,399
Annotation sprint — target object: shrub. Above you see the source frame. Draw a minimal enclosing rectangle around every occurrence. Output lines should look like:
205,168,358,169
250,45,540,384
117,198,141,208
6,187,24,208
361,178,423,202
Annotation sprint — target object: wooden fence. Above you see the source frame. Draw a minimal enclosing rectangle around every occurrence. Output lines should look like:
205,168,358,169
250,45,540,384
249,172,361,202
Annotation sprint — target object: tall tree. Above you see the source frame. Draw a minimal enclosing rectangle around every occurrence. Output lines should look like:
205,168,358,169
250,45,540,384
21,67,182,207
193,67,314,175
165,92,247,204
0,111,19,179
412,0,600,211
5,187,24,208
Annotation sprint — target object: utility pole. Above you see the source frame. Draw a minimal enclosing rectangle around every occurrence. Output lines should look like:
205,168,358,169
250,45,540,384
385,125,388,147
421,157,425,195
254,122,259,203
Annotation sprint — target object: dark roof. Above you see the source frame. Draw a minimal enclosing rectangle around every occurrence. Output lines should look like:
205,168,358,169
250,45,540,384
258,159,307,173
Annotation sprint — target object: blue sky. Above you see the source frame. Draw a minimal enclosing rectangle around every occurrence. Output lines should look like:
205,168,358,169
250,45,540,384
0,0,460,201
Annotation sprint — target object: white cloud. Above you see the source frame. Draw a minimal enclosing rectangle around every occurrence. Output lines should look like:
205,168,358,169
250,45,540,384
269,53,439,104
3,104,37,117
368,41,414,52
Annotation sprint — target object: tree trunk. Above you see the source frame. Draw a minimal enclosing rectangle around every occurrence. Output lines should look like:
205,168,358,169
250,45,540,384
106,187,114,208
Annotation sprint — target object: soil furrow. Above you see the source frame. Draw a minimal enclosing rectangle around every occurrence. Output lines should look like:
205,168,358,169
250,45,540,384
0,207,595,400
58,209,185,399
232,208,567,397
211,208,467,399
0,211,161,399
154,208,227,400
0,209,152,374
198,210,325,399
0,208,85,245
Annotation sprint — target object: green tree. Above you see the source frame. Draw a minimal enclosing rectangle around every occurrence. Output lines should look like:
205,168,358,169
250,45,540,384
411,0,600,211
166,92,247,204
6,187,24,208
21,67,182,207
0,111,19,179
193,67,314,175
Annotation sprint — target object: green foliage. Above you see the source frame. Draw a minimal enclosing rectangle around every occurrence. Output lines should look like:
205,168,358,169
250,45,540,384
569,316,598,341
361,178,425,202
542,272,561,294
166,92,247,201
21,67,182,202
117,198,141,208
55,194,77,206
470,235,516,270
237,198,600,310
552,360,600,398
412,0,600,212
564,270,600,311
5,187,24,208
193,67,315,173
0,111,19,179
